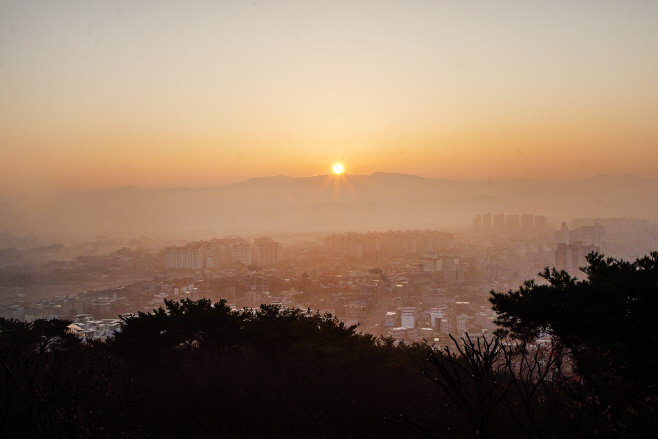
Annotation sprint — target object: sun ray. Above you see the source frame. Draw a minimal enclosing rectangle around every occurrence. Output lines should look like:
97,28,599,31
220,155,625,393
310,161,361,205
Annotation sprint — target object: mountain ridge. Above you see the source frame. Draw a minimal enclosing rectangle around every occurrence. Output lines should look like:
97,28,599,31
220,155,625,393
5,173,658,239
53,172,656,196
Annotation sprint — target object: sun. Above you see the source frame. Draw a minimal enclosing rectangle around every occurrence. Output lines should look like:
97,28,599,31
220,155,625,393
332,164,344,174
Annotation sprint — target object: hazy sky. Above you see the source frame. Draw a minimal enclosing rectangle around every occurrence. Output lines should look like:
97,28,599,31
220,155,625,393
2,0,658,197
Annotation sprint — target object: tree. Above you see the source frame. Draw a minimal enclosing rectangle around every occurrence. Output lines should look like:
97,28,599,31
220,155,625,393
390,331,615,439
490,252,658,437
111,298,244,363
489,252,658,394
0,318,137,438
423,334,509,439
110,299,428,439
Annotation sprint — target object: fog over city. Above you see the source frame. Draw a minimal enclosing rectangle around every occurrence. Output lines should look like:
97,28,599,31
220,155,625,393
2,1,658,438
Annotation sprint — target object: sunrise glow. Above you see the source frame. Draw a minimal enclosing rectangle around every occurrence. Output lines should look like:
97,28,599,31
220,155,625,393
2,1,658,198
333,164,344,175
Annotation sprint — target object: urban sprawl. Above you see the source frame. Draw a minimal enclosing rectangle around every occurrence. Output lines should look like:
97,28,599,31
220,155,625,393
1,216,656,346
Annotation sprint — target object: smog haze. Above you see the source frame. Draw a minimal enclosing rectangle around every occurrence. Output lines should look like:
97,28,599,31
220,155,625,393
2,1,658,223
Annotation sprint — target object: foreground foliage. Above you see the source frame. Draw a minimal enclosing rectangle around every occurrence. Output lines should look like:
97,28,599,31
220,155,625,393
2,301,429,439
487,252,658,437
0,319,137,438
110,300,429,438
490,252,658,393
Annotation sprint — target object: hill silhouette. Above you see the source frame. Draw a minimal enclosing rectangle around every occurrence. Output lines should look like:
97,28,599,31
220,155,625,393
4,173,658,238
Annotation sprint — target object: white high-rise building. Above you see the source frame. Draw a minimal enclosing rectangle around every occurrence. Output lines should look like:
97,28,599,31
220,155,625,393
401,307,416,329
252,237,282,265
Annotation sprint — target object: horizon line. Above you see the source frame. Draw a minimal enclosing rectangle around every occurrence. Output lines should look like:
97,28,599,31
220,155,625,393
59,172,645,194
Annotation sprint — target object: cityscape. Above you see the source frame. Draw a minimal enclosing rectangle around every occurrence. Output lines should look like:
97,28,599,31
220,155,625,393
3,214,655,346
3,0,658,437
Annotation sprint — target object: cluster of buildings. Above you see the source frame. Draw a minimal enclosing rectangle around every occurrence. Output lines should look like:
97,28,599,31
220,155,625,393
418,254,465,283
0,303,25,320
66,314,122,342
5,288,158,323
0,277,209,340
571,217,658,261
473,213,548,233
555,222,605,248
0,261,497,347
571,217,650,241
5,218,656,348
0,225,547,347
165,236,282,269
381,288,498,344
554,222,604,273
323,230,455,259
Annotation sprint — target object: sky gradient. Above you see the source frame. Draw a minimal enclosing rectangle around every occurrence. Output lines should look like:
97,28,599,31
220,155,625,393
2,0,658,201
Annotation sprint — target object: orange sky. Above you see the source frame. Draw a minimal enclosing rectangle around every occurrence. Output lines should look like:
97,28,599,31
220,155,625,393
2,1,658,199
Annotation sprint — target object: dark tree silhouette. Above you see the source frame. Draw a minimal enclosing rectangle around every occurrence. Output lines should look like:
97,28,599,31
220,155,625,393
490,252,658,437
0,318,138,439
110,299,429,439
490,252,658,394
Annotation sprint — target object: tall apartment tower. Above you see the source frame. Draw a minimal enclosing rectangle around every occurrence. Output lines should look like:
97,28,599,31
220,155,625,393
506,214,520,232
482,213,492,230
555,222,570,244
578,223,605,249
493,214,505,232
534,215,548,231
473,215,482,230
252,236,281,265
231,240,252,265
521,214,534,231
556,242,599,274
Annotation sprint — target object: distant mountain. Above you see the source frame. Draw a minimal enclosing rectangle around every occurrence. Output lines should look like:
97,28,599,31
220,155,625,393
3,173,658,239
